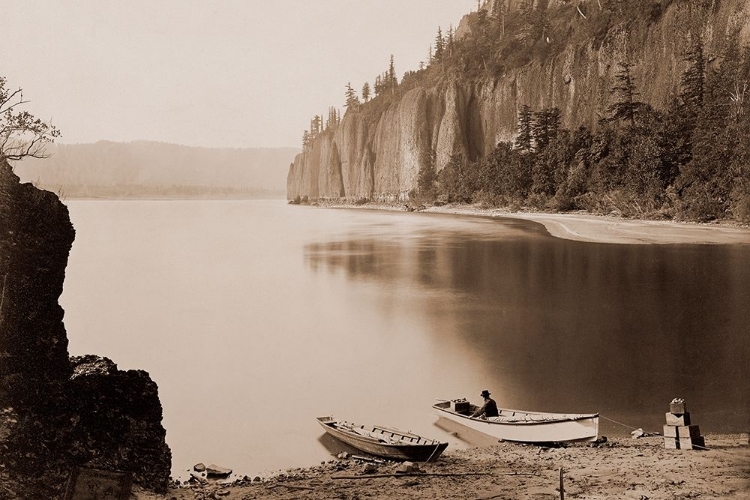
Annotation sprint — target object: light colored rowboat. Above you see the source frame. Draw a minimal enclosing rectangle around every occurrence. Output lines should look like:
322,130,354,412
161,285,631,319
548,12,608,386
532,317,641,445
433,399,599,443
316,416,449,461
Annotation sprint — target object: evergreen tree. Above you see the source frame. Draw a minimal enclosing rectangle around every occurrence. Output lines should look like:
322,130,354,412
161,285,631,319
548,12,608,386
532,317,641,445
418,149,437,200
437,152,473,203
447,25,455,57
326,106,340,129
606,62,644,126
434,27,445,62
532,108,561,150
515,104,534,152
302,130,310,148
344,82,359,108
310,115,322,137
388,55,397,93
679,34,746,220
374,75,383,97
680,37,706,112
362,82,371,102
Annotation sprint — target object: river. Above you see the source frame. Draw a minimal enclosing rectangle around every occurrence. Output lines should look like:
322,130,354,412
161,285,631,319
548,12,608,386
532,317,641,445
60,199,750,478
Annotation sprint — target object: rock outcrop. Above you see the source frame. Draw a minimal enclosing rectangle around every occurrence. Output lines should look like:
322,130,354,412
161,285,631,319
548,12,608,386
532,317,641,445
288,0,750,201
0,159,171,497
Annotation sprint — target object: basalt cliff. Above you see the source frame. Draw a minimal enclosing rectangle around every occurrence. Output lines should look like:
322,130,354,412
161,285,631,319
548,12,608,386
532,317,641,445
287,0,750,202
0,159,171,497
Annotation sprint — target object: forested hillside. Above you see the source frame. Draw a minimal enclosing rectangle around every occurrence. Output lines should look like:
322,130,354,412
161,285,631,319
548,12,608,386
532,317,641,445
289,0,750,222
16,141,298,199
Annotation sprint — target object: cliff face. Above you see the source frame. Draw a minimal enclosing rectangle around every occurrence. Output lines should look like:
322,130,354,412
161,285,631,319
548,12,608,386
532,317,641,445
0,159,171,497
288,0,750,201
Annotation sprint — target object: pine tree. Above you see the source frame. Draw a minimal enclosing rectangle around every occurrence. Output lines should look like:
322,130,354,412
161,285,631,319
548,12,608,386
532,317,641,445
388,55,397,93
310,115,321,137
532,108,561,150
680,37,706,111
418,149,437,199
434,27,445,62
362,82,370,102
344,82,359,108
326,106,339,129
447,25,455,57
374,75,383,97
607,62,644,126
516,104,533,152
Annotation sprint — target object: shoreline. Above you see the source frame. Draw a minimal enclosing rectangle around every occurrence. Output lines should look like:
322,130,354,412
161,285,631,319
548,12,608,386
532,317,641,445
307,201,750,245
138,434,750,499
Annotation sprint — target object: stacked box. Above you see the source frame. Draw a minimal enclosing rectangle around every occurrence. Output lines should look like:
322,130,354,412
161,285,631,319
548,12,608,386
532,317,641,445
665,412,691,426
451,400,471,414
663,400,705,450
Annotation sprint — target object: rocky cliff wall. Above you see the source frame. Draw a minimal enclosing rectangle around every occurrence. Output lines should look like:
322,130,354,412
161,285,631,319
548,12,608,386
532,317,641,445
0,159,171,497
288,0,750,201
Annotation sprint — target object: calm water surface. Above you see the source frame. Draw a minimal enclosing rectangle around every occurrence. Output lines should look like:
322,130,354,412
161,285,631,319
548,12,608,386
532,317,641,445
61,200,750,478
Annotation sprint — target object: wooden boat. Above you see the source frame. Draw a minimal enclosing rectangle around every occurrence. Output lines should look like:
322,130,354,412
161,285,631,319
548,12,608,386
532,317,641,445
316,416,448,462
433,399,599,443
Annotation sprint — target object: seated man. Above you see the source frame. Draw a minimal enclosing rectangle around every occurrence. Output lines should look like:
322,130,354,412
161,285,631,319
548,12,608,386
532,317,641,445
471,390,499,418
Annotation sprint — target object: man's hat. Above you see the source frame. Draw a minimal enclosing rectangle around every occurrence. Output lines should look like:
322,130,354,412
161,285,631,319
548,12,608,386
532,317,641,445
480,390,491,398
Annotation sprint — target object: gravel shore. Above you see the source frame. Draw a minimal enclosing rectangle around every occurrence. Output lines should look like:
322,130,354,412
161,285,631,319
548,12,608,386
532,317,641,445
136,435,749,499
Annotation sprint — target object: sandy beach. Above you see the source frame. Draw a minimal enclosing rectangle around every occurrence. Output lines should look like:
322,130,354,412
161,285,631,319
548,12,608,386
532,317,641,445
309,201,750,245
425,206,750,245
136,435,750,499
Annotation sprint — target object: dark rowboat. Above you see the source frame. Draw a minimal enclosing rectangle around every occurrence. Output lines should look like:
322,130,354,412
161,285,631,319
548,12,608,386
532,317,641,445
316,416,448,462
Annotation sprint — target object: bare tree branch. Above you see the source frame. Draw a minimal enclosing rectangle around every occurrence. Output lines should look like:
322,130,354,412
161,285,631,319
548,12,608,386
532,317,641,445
0,77,60,162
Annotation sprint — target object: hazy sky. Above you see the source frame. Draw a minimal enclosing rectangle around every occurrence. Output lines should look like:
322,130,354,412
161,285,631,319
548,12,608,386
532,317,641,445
3,1,477,149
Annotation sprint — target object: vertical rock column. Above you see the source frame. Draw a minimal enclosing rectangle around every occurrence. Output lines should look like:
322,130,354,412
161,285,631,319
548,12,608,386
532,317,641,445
0,159,75,412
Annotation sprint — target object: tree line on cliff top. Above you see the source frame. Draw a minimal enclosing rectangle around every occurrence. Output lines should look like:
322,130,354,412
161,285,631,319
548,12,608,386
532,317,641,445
300,0,750,223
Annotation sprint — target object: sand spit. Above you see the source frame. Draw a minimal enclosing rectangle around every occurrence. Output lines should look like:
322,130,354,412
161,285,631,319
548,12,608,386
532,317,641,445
305,201,750,245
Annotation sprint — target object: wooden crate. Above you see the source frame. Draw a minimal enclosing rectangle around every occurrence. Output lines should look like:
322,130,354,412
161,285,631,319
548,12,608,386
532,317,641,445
678,436,705,450
676,425,701,439
665,412,691,426
663,425,678,438
664,437,679,449
670,401,687,414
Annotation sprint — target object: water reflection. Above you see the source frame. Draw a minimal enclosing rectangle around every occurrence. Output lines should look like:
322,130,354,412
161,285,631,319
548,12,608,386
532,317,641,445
305,216,750,435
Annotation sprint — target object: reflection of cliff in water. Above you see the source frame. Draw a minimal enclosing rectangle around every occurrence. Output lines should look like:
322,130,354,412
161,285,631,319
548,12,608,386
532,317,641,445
303,216,750,434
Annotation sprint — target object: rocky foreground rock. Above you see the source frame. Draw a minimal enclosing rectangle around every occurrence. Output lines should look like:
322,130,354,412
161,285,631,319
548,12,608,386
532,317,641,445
0,159,171,498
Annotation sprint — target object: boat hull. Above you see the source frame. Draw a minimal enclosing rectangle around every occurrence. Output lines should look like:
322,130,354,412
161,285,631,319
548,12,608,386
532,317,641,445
317,416,448,462
433,401,599,444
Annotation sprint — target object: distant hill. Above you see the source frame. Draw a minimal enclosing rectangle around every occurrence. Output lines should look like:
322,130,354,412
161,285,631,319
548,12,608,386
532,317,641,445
14,141,299,199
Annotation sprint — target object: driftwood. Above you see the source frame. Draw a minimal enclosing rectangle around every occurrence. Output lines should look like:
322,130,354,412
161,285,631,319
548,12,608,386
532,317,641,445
330,471,537,480
351,454,386,463
267,483,316,491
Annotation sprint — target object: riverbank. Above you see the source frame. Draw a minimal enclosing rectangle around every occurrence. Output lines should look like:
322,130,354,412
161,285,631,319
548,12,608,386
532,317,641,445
307,200,750,245
136,434,750,499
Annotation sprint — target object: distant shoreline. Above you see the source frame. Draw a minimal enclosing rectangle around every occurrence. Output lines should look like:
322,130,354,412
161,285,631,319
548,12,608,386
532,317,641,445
305,200,750,245
61,194,286,201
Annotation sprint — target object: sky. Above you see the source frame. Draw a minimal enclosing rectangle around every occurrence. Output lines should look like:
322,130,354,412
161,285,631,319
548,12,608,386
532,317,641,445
2,1,478,149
